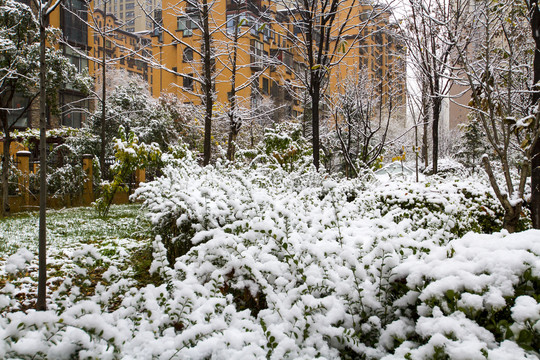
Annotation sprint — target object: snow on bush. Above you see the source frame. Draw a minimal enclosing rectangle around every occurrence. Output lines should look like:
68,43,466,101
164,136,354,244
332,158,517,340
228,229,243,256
130,160,538,358
4,248,33,275
0,160,538,359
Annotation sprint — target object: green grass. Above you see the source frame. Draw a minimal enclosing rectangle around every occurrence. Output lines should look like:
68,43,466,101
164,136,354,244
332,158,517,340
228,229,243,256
0,204,150,257
0,204,156,311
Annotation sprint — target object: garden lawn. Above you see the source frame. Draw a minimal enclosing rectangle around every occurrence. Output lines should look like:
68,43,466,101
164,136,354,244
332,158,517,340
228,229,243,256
0,204,151,312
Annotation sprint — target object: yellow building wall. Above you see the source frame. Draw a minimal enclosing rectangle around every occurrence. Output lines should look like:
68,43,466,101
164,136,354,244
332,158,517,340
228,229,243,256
152,0,299,116
151,0,405,123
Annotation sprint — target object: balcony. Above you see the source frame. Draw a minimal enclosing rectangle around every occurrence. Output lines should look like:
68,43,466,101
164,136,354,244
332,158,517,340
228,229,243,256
226,0,262,15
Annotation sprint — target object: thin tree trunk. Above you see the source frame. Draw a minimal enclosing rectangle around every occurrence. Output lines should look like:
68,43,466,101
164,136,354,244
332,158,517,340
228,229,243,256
37,17,47,311
415,118,419,182
532,138,540,228
1,117,10,216
100,0,108,178
482,156,522,232
432,97,441,174
226,14,240,162
202,0,213,166
312,87,320,171
530,0,540,229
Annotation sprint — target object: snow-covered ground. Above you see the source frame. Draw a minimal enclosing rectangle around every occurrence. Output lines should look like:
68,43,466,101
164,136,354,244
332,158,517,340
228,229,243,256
0,162,539,359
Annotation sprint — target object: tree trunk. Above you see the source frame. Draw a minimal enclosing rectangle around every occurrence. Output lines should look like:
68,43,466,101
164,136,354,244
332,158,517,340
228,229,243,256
530,0,540,229
531,132,540,228
1,116,10,216
503,207,521,234
482,156,521,233
202,0,213,166
226,130,238,162
100,0,108,178
311,86,320,171
421,83,429,169
432,97,441,174
37,17,47,311
226,15,239,163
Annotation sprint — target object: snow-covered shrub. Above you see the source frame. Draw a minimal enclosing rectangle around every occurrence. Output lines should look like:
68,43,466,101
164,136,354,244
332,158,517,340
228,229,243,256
1,160,539,358
11,128,101,197
237,122,313,173
4,248,33,276
0,159,21,196
365,179,507,236
386,231,540,359
45,143,88,197
422,158,468,178
131,160,539,359
88,79,178,154
95,127,161,217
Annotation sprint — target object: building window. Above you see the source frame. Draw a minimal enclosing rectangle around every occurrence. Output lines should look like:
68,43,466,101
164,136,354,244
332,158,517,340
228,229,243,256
250,39,264,67
125,11,135,18
263,25,272,42
183,47,193,62
62,0,88,46
7,95,29,129
183,74,194,90
226,13,237,34
262,77,269,94
61,93,88,128
64,46,88,91
177,15,199,36
125,2,135,9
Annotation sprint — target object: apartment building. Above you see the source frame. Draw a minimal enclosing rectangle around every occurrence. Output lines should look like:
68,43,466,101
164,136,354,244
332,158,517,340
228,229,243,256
94,0,161,32
151,0,302,121
329,3,406,112
151,0,405,124
9,0,155,132
89,9,152,82
23,0,95,129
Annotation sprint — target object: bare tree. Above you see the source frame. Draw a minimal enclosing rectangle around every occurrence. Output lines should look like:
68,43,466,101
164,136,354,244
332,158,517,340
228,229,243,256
147,0,219,165
215,0,275,161
63,1,153,176
451,0,532,232
273,0,358,170
403,0,468,174
329,65,405,176
273,0,401,171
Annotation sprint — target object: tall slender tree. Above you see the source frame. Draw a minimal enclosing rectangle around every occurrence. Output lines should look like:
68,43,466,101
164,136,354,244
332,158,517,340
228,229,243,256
451,0,532,232
274,0,360,170
526,0,540,228
33,0,63,311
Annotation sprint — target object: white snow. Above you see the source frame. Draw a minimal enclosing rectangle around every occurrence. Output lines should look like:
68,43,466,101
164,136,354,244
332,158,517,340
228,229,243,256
0,160,538,359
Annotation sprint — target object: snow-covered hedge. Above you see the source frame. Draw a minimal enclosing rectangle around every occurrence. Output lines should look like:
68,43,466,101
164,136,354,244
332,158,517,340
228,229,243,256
1,162,537,359
130,161,538,359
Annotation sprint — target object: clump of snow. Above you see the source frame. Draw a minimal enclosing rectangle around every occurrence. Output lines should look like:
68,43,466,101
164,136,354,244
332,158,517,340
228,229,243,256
512,296,540,324
4,248,34,275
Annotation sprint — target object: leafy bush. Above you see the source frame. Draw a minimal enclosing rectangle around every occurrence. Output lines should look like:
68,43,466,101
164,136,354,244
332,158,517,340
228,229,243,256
131,161,538,359
237,122,314,173
95,127,161,217
1,163,538,359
